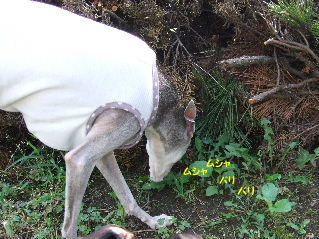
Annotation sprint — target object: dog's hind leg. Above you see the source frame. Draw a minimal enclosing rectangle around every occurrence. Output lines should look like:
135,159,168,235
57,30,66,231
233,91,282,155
61,110,140,239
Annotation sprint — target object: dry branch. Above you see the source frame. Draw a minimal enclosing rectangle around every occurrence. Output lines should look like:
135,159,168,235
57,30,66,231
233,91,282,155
274,48,281,86
219,55,274,68
249,78,319,104
265,38,319,63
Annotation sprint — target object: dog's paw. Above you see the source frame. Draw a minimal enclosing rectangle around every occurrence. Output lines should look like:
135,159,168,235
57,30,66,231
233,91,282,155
151,214,173,229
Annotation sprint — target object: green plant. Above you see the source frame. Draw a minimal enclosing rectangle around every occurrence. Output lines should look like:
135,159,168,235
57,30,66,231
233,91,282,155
0,142,65,239
269,0,319,40
296,147,319,169
103,192,128,226
142,172,196,202
195,71,252,146
186,137,260,197
284,174,312,184
157,217,177,239
287,219,310,235
257,183,296,213
189,117,317,238
156,217,191,239
260,118,275,163
78,207,104,235
221,199,275,239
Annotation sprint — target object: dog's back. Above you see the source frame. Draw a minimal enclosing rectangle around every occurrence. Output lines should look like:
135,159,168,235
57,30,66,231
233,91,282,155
0,0,156,151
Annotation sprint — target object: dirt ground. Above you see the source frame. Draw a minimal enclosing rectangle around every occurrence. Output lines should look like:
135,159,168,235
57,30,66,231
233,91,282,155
1,111,319,239
1,1,319,237
87,153,319,239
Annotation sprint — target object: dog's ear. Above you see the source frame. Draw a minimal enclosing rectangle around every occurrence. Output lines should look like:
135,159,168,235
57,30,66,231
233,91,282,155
184,100,196,138
169,232,203,239
83,225,134,239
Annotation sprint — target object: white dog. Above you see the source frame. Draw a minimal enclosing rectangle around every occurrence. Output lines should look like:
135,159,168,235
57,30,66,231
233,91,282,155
0,1,196,238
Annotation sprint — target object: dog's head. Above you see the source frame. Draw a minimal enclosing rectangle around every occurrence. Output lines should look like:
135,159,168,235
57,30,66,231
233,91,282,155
169,232,203,239
82,225,134,239
145,100,196,182
83,225,202,239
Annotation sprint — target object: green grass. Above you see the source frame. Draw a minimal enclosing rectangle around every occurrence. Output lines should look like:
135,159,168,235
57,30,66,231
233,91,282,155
0,142,113,238
142,117,318,239
1,118,318,238
269,0,319,40
0,143,65,238
195,71,253,147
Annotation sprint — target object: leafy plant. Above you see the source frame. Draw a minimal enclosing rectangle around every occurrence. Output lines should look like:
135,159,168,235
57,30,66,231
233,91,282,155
78,207,104,235
257,183,296,213
206,185,220,196
156,217,191,239
142,172,196,202
0,142,65,239
296,147,319,169
221,199,275,239
260,118,275,163
103,192,128,226
190,117,316,238
287,219,310,235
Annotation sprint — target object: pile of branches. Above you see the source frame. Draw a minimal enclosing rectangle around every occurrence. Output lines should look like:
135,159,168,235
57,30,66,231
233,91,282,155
216,0,319,149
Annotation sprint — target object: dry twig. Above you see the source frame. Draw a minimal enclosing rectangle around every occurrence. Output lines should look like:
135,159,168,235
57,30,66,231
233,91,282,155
265,38,319,63
292,123,319,140
249,78,319,104
274,48,281,86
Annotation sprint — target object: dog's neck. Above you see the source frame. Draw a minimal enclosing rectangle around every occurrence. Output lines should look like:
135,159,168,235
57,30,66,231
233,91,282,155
149,71,183,129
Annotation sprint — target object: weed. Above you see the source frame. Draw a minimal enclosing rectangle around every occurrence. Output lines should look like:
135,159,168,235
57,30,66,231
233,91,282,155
78,207,104,235
0,142,65,238
257,183,296,213
156,217,191,239
287,219,311,235
195,71,253,146
190,118,316,238
0,142,111,238
142,172,196,202
296,147,319,169
103,192,127,226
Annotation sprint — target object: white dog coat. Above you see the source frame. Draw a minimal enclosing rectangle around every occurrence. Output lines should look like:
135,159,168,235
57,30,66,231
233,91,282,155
0,1,159,151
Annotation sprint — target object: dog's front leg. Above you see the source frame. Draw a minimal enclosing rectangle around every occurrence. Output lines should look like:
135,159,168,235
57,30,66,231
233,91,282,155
62,142,98,239
96,152,172,229
62,109,141,239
